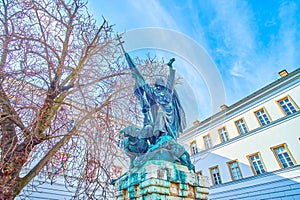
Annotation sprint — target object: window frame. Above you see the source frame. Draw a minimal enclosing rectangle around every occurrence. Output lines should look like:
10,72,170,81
276,95,298,116
117,132,125,148
190,140,198,155
203,134,212,149
95,128,103,142
111,165,123,179
246,152,267,175
195,170,203,176
227,159,243,181
84,160,100,181
218,126,230,143
67,119,76,132
209,165,222,186
234,118,249,135
270,143,296,169
50,152,69,175
8,94,18,105
254,107,272,126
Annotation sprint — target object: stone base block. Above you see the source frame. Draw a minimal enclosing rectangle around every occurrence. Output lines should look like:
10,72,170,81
115,160,209,200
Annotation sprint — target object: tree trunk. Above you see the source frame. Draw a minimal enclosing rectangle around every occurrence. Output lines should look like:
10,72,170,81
0,139,36,199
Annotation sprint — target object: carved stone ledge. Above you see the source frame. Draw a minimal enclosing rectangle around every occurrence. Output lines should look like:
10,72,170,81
115,160,209,200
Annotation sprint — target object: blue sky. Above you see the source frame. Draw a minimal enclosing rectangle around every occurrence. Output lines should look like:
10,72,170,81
87,0,300,126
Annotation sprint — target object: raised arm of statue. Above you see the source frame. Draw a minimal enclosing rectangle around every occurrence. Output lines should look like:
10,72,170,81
166,58,176,92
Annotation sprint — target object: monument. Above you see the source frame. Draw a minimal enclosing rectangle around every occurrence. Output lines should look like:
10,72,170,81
112,37,209,199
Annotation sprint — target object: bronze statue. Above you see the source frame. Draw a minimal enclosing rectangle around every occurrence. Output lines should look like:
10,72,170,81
117,36,194,171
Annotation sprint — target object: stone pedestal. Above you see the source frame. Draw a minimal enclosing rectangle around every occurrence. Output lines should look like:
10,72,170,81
115,160,209,200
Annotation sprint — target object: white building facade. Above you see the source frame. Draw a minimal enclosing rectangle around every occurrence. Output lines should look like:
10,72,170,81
179,68,300,200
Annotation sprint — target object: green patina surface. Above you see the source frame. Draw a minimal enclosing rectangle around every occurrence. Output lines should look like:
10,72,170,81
117,160,186,190
115,160,209,200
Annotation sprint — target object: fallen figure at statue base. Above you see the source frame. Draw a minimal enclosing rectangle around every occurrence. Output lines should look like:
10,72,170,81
111,126,195,186
122,124,195,169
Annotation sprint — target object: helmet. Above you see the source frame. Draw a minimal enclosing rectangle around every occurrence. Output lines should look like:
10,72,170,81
154,77,165,87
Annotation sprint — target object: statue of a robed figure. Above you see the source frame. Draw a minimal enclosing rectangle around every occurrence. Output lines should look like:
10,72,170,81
115,37,194,176
118,50,195,174
111,39,210,200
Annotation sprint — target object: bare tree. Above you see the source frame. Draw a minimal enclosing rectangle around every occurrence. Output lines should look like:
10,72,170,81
0,0,135,199
0,0,175,199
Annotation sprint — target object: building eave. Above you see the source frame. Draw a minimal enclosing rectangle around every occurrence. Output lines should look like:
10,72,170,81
180,67,300,140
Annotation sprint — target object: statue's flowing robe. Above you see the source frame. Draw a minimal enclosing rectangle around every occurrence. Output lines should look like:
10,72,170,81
142,68,186,140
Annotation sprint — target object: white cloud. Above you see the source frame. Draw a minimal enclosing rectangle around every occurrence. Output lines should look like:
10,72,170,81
230,61,246,77
210,1,256,60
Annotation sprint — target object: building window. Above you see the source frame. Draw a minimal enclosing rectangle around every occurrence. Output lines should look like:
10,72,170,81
195,170,203,175
235,118,248,135
95,129,102,142
271,144,296,168
85,160,100,181
203,134,212,149
50,152,69,174
247,153,266,175
111,165,122,179
277,96,298,115
190,140,198,155
255,108,271,126
209,166,222,185
218,127,229,143
8,95,17,105
117,133,124,148
227,160,243,180
68,119,76,132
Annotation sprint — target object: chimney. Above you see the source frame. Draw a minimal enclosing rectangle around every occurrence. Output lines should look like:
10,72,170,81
220,104,228,110
193,120,200,126
278,69,288,77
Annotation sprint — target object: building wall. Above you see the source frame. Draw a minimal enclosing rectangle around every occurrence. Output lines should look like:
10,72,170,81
191,113,300,182
210,165,300,200
179,69,300,199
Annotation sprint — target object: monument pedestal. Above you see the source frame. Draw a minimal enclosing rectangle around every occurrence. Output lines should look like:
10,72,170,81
115,160,209,200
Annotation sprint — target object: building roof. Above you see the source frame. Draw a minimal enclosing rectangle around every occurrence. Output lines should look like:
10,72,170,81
182,67,300,135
